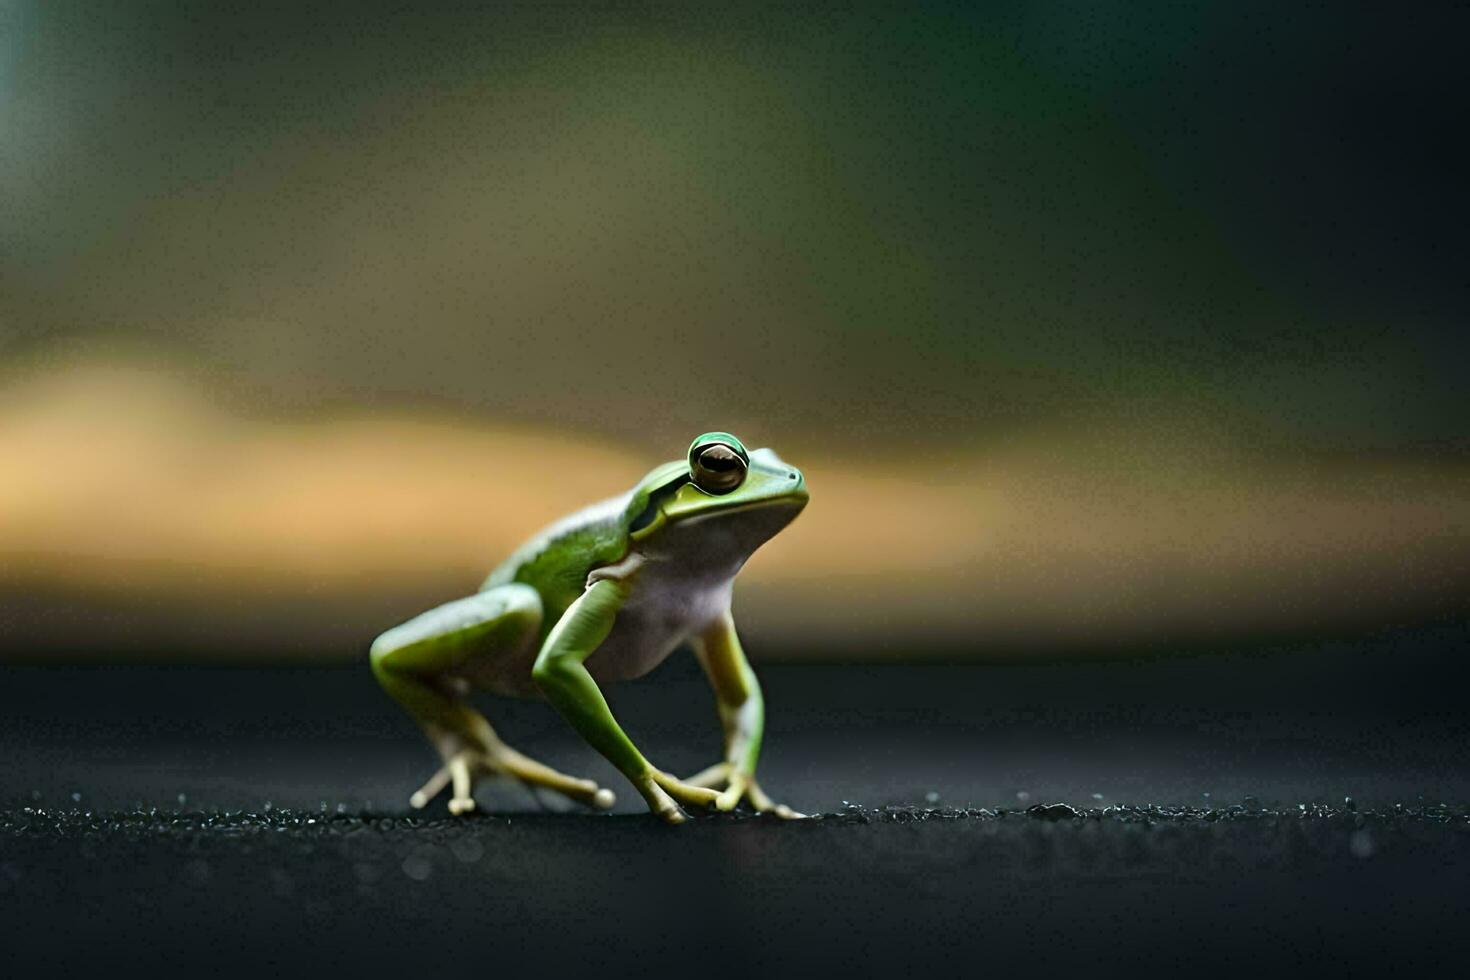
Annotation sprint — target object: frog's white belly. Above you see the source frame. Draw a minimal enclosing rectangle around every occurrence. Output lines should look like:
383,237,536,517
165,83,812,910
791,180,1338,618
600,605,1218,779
585,556,736,685
466,510,767,698
461,554,737,698
584,514,756,683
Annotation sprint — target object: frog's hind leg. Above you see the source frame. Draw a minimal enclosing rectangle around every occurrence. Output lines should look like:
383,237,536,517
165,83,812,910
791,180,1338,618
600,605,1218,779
370,584,615,815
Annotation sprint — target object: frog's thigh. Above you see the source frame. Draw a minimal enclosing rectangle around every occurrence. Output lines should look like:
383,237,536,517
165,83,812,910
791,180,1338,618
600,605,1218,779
371,585,616,811
371,584,542,684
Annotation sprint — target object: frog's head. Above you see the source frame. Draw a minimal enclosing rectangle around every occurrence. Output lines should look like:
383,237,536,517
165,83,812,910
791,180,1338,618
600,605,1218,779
626,432,808,553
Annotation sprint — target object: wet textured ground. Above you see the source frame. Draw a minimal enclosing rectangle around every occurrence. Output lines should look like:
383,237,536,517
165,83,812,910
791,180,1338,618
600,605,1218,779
3,623,1469,974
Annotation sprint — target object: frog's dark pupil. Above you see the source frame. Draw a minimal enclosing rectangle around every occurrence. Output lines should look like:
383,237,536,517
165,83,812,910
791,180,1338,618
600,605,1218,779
690,444,746,494
699,446,740,471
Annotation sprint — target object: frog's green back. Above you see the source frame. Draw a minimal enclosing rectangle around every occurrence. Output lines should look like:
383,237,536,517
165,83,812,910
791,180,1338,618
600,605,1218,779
477,458,689,639
479,495,629,636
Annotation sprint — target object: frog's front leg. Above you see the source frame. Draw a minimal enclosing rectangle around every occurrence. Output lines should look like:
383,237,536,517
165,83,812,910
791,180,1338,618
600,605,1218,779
532,579,723,824
684,610,804,818
370,584,616,815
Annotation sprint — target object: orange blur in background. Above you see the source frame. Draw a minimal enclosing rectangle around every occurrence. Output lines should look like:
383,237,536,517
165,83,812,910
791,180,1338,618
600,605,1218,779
3,360,1465,661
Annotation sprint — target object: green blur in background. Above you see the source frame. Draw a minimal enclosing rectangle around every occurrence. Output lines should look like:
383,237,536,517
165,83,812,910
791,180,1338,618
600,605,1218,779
1,2,1466,661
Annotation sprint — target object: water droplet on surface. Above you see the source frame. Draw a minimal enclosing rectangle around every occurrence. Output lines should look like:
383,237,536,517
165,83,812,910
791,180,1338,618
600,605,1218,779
450,838,484,864
402,852,433,881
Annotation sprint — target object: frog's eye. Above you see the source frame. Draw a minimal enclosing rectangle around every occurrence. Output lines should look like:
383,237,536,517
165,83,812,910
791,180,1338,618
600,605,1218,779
690,443,747,494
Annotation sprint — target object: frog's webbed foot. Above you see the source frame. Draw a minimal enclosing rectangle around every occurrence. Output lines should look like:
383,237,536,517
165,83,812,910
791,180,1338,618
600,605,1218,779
681,762,805,819
410,744,616,816
630,769,727,825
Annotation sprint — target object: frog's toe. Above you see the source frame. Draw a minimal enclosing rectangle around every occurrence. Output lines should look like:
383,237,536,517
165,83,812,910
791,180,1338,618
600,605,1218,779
445,754,479,816
635,773,692,824
650,769,723,809
408,746,617,815
667,766,804,817
651,791,689,826
408,762,453,810
683,761,732,789
483,743,616,811
407,751,489,816
715,777,746,812
747,780,806,819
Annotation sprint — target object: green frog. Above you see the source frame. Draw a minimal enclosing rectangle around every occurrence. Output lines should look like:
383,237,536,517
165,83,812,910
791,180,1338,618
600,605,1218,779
370,432,809,824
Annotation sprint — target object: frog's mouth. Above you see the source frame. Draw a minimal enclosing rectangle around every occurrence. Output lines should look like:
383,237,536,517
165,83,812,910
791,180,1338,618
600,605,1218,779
661,468,808,524
673,495,808,526
628,465,807,542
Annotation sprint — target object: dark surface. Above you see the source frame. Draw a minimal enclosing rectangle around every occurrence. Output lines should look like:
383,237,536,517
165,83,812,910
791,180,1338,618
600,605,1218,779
3,623,1469,975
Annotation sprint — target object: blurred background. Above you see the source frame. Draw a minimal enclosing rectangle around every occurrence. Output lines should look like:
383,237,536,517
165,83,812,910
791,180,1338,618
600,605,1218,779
2,1,1466,663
